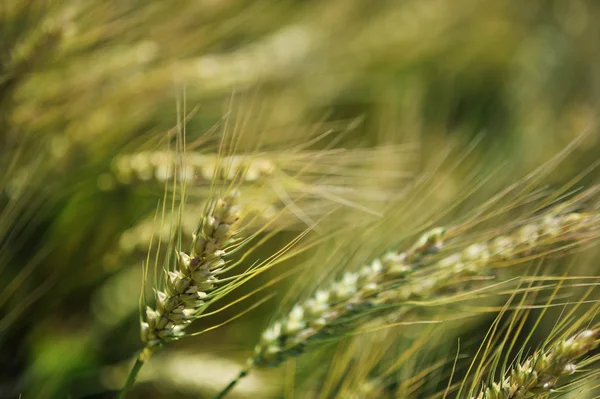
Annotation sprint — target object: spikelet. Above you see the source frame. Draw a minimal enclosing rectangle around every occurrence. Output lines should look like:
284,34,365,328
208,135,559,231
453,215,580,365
253,208,599,367
141,191,241,348
475,329,600,399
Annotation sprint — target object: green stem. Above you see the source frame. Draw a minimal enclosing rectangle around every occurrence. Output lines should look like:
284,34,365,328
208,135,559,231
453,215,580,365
116,346,155,399
214,364,252,399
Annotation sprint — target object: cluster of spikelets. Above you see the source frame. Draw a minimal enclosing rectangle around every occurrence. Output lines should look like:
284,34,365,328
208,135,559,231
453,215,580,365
253,226,447,366
141,192,241,347
476,328,600,399
113,152,276,185
301,302,600,399
253,210,599,368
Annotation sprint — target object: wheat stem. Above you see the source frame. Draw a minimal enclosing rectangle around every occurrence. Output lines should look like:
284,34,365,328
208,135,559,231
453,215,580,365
214,364,253,399
117,346,155,399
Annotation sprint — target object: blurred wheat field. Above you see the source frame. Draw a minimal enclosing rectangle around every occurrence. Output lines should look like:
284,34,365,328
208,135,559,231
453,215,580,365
2,1,600,398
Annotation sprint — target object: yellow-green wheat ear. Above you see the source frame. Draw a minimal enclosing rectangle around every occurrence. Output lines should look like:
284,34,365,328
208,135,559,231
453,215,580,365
118,191,242,398
214,191,600,398
475,329,600,399
254,208,599,369
211,226,451,398
141,192,241,347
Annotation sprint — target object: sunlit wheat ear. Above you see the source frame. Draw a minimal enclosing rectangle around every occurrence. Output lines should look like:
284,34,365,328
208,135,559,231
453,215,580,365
475,328,600,399
118,187,246,398
112,144,412,188
141,191,242,347
252,225,447,368
252,207,599,369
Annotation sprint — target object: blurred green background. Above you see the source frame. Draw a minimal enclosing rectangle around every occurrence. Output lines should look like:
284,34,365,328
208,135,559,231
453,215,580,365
1,1,600,398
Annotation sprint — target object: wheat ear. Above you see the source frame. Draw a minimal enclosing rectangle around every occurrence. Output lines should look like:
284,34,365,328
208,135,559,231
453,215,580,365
118,191,241,398
113,152,276,184
255,211,598,367
475,329,600,399
216,209,599,398
141,191,241,347
213,226,445,399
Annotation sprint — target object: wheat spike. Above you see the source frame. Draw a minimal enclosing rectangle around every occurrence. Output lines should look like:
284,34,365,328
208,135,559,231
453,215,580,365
475,329,600,399
113,152,276,185
141,191,242,347
253,210,599,368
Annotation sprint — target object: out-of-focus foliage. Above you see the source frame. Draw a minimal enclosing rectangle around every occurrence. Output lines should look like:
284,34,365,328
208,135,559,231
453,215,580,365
1,0,600,398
